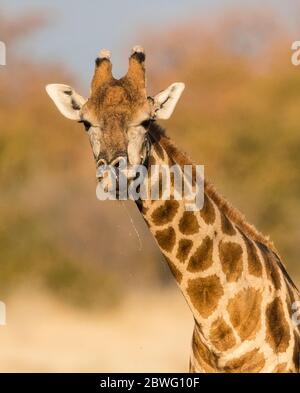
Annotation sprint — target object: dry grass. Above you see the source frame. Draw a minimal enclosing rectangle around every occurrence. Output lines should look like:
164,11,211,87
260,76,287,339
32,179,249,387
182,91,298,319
0,288,193,372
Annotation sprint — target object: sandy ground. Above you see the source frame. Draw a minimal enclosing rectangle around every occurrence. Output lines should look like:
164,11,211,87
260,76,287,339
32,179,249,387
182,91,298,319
0,289,193,372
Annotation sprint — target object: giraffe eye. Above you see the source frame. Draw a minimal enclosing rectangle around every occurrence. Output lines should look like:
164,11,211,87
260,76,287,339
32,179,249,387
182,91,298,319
79,120,92,131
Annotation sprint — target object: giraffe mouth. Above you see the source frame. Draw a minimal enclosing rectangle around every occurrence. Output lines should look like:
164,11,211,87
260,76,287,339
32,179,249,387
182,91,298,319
96,168,146,201
96,169,127,200
95,156,152,202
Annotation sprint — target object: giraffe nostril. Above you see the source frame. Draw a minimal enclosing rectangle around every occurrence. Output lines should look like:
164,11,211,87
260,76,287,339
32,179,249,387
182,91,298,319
110,156,127,169
97,158,107,167
96,156,127,180
114,160,121,169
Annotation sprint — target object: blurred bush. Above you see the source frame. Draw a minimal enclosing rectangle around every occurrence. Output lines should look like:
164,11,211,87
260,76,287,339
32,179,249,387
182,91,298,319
0,7,299,309
145,9,300,282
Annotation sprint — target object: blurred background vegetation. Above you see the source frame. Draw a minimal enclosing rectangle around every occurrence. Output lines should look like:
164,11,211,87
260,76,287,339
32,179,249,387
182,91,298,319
0,3,300,371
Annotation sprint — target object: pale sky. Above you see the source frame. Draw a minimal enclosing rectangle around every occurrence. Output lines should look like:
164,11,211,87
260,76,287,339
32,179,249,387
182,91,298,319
2,0,297,88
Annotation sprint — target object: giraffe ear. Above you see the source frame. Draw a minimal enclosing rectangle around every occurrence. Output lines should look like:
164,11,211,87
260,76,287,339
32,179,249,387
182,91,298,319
45,84,87,120
153,82,185,120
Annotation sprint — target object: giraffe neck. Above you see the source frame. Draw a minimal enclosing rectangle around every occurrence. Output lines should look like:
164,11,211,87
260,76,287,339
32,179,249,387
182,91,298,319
135,123,300,373
136,126,230,325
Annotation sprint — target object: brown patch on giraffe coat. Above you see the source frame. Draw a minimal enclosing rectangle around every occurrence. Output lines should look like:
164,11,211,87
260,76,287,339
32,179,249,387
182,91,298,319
164,256,182,284
170,169,178,193
151,200,179,226
178,211,199,235
147,154,156,167
155,227,176,253
187,236,213,272
239,232,263,277
227,287,262,341
200,195,215,225
209,317,236,352
224,348,265,373
221,213,236,236
272,363,288,373
187,275,224,318
256,242,281,290
176,238,193,263
219,241,243,282
192,326,218,372
265,297,291,353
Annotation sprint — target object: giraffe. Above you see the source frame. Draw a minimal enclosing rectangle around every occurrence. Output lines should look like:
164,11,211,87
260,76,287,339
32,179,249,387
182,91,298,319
45,46,300,373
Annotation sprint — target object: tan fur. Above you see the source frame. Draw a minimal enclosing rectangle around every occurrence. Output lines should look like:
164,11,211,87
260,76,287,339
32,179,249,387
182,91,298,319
209,317,236,352
91,58,113,94
126,55,146,90
224,348,265,373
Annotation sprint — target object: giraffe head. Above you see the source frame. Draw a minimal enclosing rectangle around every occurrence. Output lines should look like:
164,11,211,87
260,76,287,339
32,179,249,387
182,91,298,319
46,46,184,195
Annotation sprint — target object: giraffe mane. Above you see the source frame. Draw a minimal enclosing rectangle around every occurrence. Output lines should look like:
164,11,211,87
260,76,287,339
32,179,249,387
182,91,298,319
149,123,276,253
